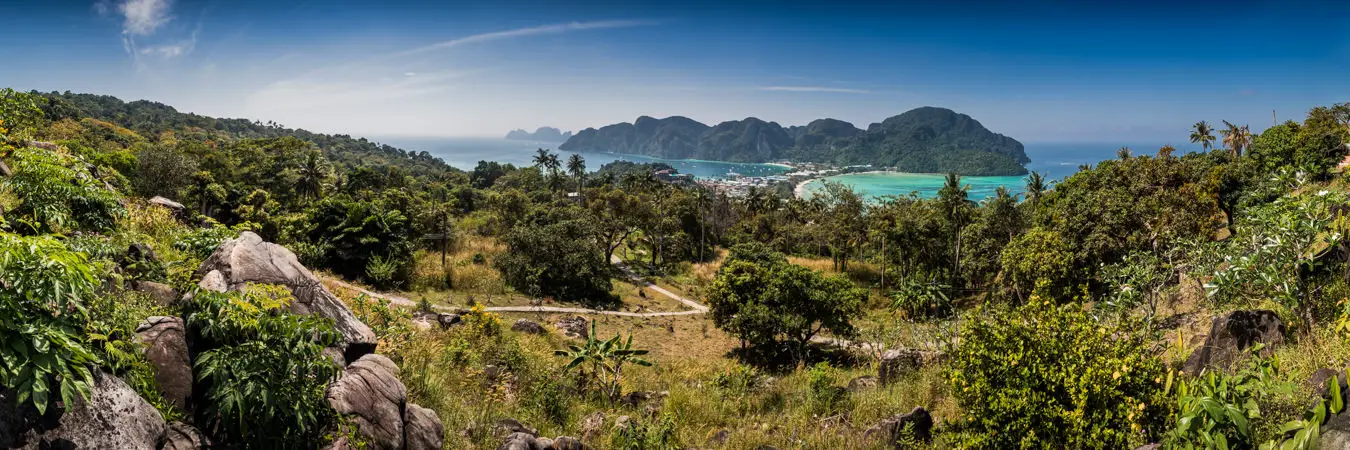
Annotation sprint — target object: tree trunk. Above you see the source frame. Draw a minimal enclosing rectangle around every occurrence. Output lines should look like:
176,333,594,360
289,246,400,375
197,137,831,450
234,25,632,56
880,234,887,289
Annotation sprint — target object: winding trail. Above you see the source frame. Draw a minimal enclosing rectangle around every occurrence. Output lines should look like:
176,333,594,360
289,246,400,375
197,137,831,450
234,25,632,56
321,256,708,318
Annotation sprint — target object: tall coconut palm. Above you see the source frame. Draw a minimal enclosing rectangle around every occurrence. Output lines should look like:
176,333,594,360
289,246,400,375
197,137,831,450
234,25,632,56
539,151,562,191
1190,121,1216,152
1117,146,1132,160
532,148,551,167
297,151,329,200
938,173,970,281
1024,171,1047,206
566,153,586,193
1221,120,1252,158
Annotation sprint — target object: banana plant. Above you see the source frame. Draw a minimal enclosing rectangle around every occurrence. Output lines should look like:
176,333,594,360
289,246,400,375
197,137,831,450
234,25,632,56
555,320,653,400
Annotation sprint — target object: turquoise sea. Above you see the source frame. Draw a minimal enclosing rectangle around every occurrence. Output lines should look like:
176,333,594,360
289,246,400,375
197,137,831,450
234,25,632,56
801,142,1204,201
378,137,1202,201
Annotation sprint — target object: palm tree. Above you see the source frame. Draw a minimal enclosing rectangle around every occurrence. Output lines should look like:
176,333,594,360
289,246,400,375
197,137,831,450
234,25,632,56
1190,121,1216,152
297,151,328,200
1024,171,1047,206
545,153,562,190
938,173,970,282
1117,146,1132,160
566,153,586,193
532,148,551,167
1221,120,1252,158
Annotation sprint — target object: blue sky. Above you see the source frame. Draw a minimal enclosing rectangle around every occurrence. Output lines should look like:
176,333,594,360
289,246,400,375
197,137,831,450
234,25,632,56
1,0,1346,142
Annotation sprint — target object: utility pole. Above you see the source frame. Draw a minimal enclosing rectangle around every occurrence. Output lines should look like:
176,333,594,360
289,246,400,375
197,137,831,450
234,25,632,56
1273,110,1277,126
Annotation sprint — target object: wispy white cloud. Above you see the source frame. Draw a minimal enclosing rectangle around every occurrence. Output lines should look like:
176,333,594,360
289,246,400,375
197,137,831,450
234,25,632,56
394,20,656,57
138,33,196,59
759,86,873,94
104,0,197,67
118,0,173,36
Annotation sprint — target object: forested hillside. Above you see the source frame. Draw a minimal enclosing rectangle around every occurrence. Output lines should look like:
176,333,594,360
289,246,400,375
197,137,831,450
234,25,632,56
3,88,1350,449
561,107,1029,175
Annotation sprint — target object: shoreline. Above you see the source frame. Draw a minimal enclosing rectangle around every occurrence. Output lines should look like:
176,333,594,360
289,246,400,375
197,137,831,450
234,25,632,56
794,170,894,198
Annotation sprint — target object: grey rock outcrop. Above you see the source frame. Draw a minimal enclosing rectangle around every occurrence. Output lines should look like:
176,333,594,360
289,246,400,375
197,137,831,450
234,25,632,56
1183,310,1285,374
135,316,193,412
862,407,934,447
327,354,407,450
0,372,166,450
149,196,186,214
197,231,377,362
132,280,180,306
159,421,210,449
878,348,942,385
404,403,444,450
511,319,547,335
554,316,588,339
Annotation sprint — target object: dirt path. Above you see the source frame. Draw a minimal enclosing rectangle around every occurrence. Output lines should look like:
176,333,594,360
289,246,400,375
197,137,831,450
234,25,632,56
321,256,709,317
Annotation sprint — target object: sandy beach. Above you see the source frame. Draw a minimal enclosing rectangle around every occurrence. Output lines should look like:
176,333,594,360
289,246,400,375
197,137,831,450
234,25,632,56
794,170,892,198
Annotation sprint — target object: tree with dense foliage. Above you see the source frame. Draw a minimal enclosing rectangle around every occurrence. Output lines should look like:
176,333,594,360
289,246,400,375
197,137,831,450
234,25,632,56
707,246,865,363
495,208,615,305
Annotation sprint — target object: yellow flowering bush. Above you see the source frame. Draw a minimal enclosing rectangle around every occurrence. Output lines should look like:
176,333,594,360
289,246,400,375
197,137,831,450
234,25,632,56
946,298,1170,449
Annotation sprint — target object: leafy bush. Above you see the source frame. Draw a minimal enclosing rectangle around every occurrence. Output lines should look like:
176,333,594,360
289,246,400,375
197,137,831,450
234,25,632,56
946,299,1169,449
611,414,682,450
1204,191,1350,328
365,254,402,289
173,224,240,260
0,233,100,414
1166,349,1293,449
806,362,849,415
185,285,340,447
555,321,653,400
2,146,125,234
889,277,952,320
84,289,180,421
712,364,765,394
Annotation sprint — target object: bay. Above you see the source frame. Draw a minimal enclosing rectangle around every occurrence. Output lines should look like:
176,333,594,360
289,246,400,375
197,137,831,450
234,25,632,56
378,137,1203,201
800,141,1204,201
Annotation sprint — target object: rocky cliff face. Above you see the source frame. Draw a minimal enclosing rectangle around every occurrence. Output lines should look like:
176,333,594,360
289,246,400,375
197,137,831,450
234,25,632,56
558,107,1029,175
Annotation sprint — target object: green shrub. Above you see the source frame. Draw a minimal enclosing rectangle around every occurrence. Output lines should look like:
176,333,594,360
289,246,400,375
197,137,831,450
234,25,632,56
0,233,101,414
1166,350,1294,449
806,362,849,415
84,289,180,421
173,224,240,260
947,299,1169,449
365,254,401,289
610,414,681,450
185,285,340,447
2,146,125,234
889,277,952,320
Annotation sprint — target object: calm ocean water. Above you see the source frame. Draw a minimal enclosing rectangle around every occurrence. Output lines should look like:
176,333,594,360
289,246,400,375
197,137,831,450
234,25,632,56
802,141,1204,201
377,137,1202,201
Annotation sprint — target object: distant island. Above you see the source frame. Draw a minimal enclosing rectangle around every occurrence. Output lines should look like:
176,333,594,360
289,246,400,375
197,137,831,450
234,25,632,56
560,107,1029,176
505,126,573,142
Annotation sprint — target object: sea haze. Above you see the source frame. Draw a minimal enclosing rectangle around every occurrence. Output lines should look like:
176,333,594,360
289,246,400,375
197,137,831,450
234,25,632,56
379,137,1204,200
